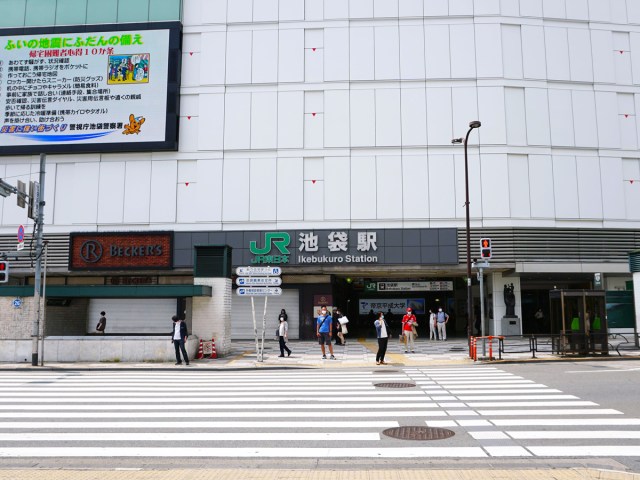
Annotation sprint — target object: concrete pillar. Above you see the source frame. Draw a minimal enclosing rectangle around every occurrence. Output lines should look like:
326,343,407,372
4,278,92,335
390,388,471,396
192,277,232,356
489,272,522,336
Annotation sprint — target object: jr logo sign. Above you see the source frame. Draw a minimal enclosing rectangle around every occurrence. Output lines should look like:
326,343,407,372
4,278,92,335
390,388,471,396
249,232,291,264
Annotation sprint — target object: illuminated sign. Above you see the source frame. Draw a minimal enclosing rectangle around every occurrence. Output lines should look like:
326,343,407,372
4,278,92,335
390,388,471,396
0,23,180,154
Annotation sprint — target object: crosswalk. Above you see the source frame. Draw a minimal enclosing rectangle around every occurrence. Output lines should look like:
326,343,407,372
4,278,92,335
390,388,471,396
0,366,639,458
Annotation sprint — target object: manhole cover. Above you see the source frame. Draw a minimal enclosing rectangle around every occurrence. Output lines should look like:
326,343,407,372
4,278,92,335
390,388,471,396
373,382,416,388
382,426,455,441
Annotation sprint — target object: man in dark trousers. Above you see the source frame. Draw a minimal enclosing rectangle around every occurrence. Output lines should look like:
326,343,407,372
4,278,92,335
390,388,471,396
171,315,189,365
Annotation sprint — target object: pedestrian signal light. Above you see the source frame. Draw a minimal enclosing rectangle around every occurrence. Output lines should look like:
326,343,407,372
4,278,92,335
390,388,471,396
0,261,8,283
480,238,492,259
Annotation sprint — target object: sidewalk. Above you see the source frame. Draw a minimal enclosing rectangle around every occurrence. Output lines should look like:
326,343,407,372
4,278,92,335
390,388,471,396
2,337,639,370
0,468,638,480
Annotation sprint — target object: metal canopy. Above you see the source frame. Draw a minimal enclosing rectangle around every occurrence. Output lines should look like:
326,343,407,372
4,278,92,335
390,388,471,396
0,284,212,298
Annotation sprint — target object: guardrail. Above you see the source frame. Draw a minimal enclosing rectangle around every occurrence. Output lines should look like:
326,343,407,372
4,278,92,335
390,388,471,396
470,333,640,360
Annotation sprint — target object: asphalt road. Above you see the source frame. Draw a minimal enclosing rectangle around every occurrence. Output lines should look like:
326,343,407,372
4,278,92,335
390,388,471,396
0,360,638,473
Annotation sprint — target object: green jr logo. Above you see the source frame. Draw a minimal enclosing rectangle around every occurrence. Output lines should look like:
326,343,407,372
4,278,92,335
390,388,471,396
250,232,291,264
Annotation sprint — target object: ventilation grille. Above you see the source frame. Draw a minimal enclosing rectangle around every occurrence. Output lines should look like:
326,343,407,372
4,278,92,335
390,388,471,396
0,234,70,269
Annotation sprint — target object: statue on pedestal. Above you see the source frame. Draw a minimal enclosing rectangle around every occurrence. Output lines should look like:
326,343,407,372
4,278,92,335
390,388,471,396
503,283,516,317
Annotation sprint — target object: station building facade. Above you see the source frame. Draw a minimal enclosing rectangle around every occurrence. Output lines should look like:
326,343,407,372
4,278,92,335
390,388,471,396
0,0,639,361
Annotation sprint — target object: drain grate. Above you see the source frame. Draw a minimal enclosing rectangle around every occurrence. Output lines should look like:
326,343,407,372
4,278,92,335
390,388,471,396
382,426,455,441
373,382,416,388
373,369,399,373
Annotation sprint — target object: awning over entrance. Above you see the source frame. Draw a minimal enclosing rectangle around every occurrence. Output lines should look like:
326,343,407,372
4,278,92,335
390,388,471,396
0,285,212,298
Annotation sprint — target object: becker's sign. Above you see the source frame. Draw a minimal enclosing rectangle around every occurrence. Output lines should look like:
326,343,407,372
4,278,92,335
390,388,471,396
69,232,173,270
0,22,181,155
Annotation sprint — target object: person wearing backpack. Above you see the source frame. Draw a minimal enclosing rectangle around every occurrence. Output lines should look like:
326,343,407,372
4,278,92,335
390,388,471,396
436,308,450,341
316,305,335,360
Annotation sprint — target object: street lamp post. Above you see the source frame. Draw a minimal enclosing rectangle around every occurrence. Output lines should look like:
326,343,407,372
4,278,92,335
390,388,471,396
452,121,482,341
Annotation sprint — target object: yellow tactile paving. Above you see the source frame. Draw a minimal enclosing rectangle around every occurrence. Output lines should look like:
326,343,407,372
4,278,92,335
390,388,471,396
0,470,639,480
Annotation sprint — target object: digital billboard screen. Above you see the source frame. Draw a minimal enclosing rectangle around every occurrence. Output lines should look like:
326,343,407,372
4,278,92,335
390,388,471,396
0,22,181,154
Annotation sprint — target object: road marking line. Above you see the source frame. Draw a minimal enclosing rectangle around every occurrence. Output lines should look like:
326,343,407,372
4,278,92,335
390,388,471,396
491,418,640,426
0,432,381,441
477,409,622,416
0,402,441,410
469,432,510,440
0,421,400,429
507,431,640,439
456,395,578,400
483,446,532,457
527,446,640,457
466,401,598,408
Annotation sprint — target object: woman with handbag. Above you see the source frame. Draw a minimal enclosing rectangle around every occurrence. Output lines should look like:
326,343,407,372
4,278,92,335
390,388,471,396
374,311,390,365
336,308,349,346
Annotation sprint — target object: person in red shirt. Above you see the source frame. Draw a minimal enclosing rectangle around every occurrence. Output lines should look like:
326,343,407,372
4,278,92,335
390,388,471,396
401,307,417,353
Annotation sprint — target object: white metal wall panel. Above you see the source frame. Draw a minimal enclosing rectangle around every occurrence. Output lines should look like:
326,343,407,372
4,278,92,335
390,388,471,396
350,27,375,80
254,0,278,21
277,157,304,221
376,156,403,219
525,88,551,146
53,163,75,225
351,0,374,18
251,92,278,149
618,93,638,150
545,27,570,81
231,289,300,340
611,0,628,23
376,89,401,146
600,157,626,219
455,154,482,219
450,0,473,15
201,0,227,23
399,25,425,80
505,87,527,146
591,30,616,84
475,24,503,78
324,28,349,81
450,24,476,78
324,157,351,220
200,32,226,85
97,162,125,224
596,91,621,149
88,299,177,335
402,154,429,219
198,94,225,151
375,26,400,80
475,0,500,15
278,91,304,149
508,154,531,218
576,156,604,219
279,29,304,83
305,48,324,83
631,33,640,84
305,0,323,20
481,154,510,218
502,25,523,79
425,25,451,78
477,87,506,145
280,0,305,20
176,160,197,223
399,0,424,17
629,0,640,23
552,156,580,219
228,0,252,23
196,159,223,223
178,114,198,153
622,159,640,220
522,26,547,79
304,113,324,148
424,0,448,16
222,159,250,221
543,0,566,18
325,90,350,147
572,90,599,148
568,28,593,82
566,0,588,19
304,157,324,220
149,160,177,223
73,163,100,224
375,0,399,17
588,0,611,21
452,87,478,139
428,154,456,219
426,87,453,145
123,161,151,224
226,30,252,84
253,29,278,84
520,0,543,17
350,90,376,147
224,93,251,150
501,0,520,16
351,156,377,219
324,0,348,19
528,155,556,218
401,88,427,146
250,158,277,221
548,89,575,147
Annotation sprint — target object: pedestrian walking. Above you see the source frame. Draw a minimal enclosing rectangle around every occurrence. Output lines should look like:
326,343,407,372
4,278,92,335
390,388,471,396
429,309,438,340
316,305,335,360
277,314,291,357
171,315,189,365
96,311,106,334
335,308,348,346
374,311,390,365
436,307,450,341
279,308,288,322
401,307,417,353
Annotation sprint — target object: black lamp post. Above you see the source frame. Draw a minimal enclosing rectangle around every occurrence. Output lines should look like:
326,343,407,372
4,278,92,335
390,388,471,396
452,121,482,340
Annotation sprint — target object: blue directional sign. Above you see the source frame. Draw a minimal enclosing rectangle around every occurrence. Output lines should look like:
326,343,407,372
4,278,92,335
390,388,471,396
236,266,282,276
12,298,22,308
236,287,282,296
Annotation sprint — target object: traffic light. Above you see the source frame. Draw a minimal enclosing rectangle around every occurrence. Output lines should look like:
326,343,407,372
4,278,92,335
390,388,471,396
0,261,9,283
480,238,492,259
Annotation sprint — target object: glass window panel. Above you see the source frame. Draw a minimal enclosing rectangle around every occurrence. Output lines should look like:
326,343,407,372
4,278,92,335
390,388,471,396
117,0,149,22
0,0,26,27
87,0,118,24
25,0,56,26
149,0,181,21
56,0,88,25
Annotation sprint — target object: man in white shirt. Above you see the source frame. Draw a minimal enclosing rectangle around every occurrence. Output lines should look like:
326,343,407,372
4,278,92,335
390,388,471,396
171,315,189,365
